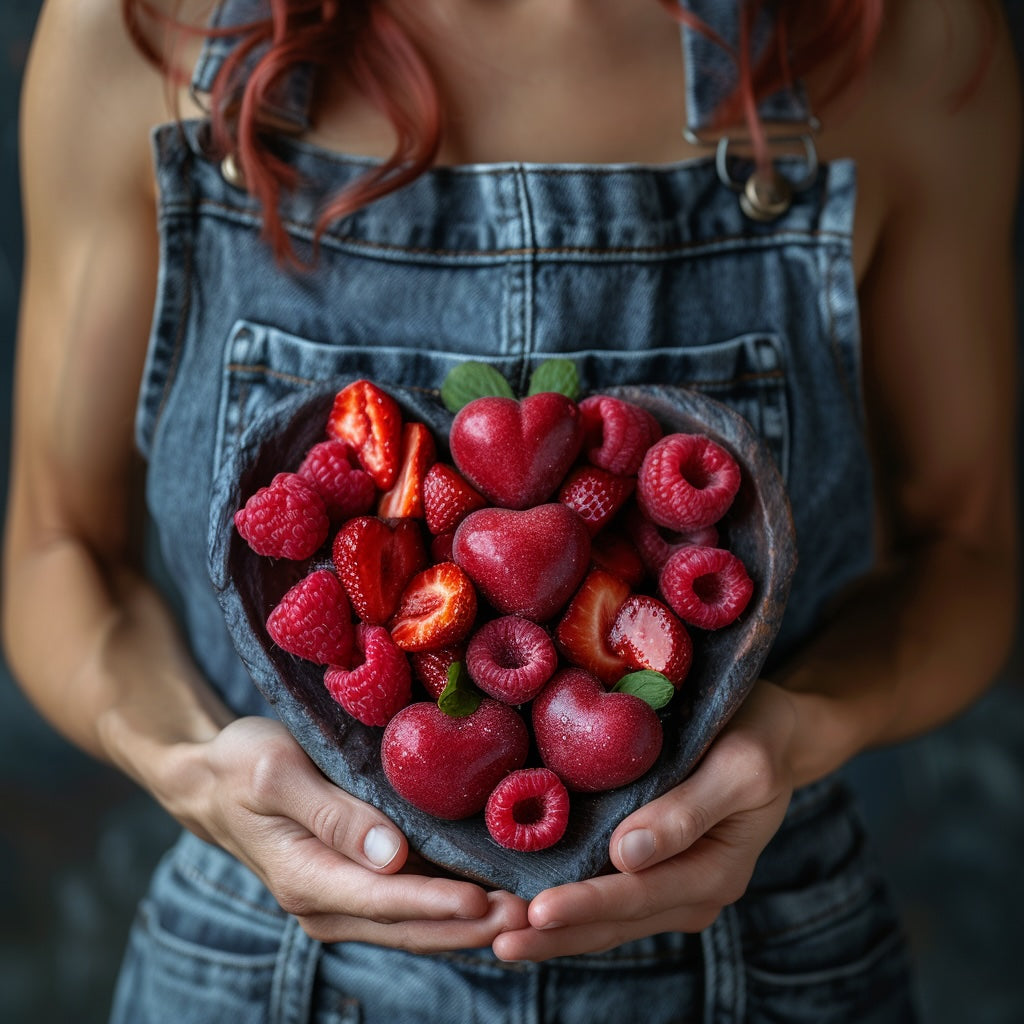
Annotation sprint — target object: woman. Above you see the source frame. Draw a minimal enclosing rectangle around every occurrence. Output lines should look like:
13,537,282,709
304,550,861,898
4,0,1019,1020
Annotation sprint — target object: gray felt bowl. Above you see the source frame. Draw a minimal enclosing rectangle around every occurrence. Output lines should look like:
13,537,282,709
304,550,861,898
208,382,796,899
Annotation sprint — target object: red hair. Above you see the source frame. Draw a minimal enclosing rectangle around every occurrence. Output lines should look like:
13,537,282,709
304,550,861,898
124,1,963,263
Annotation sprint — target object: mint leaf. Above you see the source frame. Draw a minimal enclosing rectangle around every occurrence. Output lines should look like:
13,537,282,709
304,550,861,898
612,670,676,710
441,361,515,413
437,661,483,718
527,359,581,400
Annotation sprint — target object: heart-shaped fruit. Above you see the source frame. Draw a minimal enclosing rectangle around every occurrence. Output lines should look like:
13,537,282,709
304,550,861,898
381,699,530,820
450,392,584,509
452,504,591,622
210,381,796,899
532,668,664,792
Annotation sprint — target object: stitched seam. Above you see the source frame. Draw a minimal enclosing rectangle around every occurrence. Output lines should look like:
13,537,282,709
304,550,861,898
750,879,873,943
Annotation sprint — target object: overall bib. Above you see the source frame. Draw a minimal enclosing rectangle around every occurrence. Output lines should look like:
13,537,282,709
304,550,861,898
111,2,919,1020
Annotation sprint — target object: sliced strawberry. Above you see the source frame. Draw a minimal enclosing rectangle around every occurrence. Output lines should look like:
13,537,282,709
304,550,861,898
608,594,693,687
557,465,635,537
324,624,412,726
378,421,437,519
554,568,632,686
327,379,403,490
332,516,428,625
410,643,466,699
390,562,478,652
589,529,648,588
266,568,355,666
422,462,488,535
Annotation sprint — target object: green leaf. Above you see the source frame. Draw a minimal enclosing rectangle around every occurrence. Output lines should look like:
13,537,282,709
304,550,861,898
527,358,581,400
440,361,515,413
612,670,676,710
437,661,483,718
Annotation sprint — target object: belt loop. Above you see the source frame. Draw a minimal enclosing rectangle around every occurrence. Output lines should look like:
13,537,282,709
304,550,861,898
701,904,747,1023
270,916,323,1024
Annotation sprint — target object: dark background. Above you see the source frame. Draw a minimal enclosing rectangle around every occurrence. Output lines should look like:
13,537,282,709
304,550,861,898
1,4,1023,1021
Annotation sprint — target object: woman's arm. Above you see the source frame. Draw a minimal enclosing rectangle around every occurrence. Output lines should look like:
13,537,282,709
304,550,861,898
3,0,526,950
494,0,1021,961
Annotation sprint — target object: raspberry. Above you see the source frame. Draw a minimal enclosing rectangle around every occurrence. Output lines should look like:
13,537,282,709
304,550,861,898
637,433,741,531
466,615,558,704
625,504,719,575
324,624,412,726
659,545,754,630
266,569,355,666
297,439,376,521
557,465,635,537
410,644,466,699
234,472,329,560
484,768,570,852
579,394,663,476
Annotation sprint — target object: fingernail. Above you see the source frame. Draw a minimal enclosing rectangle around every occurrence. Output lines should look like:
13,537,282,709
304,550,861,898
364,825,400,868
618,829,656,871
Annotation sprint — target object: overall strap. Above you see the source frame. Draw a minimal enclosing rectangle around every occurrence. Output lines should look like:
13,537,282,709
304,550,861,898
678,0,820,221
191,0,313,136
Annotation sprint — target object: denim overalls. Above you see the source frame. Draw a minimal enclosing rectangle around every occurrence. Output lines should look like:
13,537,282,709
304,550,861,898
110,2,919,1020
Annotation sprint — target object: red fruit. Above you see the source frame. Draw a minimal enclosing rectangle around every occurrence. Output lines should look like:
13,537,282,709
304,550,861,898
332,516,428,625
266,569,355,666
453,504,592,622
234,472,329,560
589,529,647,588
554,568,632,686
422,463,487,535
327,379,403,490
410,644,466,699
324,624,412,726
532,668,663,792
450,392,584,509
381,699,530,819
465,615,558,704
485,768,570,852
625,504,719,575
608,594,693,688
579,394,663,476
659,545,754,630
377,421,437,520
637,433,741,531
430,530,456,564
557,465,635,537
296,439,376,521
389,562,478,652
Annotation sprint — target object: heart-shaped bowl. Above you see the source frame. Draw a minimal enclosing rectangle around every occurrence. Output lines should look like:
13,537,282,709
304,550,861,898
208,380,796,899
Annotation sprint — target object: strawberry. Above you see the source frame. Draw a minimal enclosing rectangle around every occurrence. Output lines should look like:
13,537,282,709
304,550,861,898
608,594,693,687
422,463,487,535
637,433,741,531
389,562,478,652
327,379,403,490
579,394,663,476
324,624,411,726
234,472,329,560
266,569,355,666
589,529,647,588
659,545,754,630
430,530,456,564
465,615,558,704
554,568,632,686
557,465,635,537
624,504,719,575
410,643,466,699
484,768,570,852
377,421,437,520
332,516,428,625
297,439,376,521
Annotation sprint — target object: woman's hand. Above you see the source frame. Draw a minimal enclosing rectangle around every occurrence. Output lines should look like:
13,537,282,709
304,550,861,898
492,682,798,962
166,715,529,951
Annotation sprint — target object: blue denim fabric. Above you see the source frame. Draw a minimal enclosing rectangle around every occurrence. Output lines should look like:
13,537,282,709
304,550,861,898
113,5,917,1018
